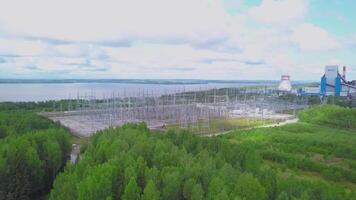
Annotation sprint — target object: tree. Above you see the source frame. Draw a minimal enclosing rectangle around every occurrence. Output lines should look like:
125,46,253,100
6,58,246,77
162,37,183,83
49,172,77,200
299,191,311,200
0,110,70,200
232,196,246,200
258,167,277,200
183,178,196,199
141,180,159,200
77,164,114,200
215,189,230,200
124,167,138,187
234,173,266,200
42,140,63,190
242,146,262,173
207,177,225,200
144,167,159,186
276,192,289,200
0,137,43,200
218,163,238,191
0,126,7,139
136,156,147,189
191,183,204,200
122,177,140,200
162,170,182,200
47,119,356,200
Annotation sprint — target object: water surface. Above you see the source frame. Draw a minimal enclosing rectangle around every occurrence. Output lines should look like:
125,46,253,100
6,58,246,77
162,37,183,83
0,82,276,102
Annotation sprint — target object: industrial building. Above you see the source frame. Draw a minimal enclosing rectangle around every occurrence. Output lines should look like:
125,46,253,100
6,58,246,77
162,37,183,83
320,65,356,97
298,87,320,96
298,65,356,97
278,75,292,92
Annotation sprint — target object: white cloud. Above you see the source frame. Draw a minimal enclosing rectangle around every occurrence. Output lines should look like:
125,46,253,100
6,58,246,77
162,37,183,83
49,44,89,58
0,38,48,56
249,0,307,24
0,0,230,44
0,0,353,80
291,23,339,51
104,43,242,78
48,44,109,61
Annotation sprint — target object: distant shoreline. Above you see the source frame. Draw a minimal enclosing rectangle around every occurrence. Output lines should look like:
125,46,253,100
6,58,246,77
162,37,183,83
0,79,311,85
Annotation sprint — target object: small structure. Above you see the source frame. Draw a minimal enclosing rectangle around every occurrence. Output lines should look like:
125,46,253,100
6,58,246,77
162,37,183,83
298,87,320,96
70,144,80,164
278,75,292,92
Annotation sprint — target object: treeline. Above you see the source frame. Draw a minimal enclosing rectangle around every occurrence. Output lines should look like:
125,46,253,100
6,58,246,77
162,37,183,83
0,111,71,200
0,100,78,112
0,112,58,139
299,105,356,129
49,123,356,200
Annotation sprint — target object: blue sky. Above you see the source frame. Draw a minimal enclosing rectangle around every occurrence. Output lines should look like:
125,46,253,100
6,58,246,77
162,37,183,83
0,0,355,80
306,0,356,36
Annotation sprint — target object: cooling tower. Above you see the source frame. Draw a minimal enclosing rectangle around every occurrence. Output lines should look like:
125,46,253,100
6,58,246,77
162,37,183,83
278,75,292,91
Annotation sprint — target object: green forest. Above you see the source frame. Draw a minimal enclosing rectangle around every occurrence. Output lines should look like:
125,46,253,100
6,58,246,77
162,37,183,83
49,105,356,200
0,111,71,199
1,102,356,200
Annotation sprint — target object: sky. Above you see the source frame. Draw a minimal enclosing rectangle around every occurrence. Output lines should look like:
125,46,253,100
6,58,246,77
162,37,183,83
0,0,355,80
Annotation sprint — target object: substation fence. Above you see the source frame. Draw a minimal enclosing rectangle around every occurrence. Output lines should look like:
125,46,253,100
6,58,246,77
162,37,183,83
46,88,309,135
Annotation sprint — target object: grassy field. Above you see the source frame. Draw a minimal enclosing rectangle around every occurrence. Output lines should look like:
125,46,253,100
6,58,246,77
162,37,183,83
166,117,275,135
222,105,356,191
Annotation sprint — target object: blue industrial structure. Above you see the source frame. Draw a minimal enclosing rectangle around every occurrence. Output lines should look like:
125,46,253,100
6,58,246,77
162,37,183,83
320,66,356,97
298,65,356,97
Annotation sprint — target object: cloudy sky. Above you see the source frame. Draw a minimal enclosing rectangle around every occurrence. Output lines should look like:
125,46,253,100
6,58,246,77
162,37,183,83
0,0,355,80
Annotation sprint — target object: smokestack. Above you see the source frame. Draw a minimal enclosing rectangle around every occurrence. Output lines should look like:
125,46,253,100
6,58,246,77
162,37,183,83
342,66,346,79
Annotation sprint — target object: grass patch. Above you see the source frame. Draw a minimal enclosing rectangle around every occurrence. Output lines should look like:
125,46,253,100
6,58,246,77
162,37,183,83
222,105,356,191
166,117,275,135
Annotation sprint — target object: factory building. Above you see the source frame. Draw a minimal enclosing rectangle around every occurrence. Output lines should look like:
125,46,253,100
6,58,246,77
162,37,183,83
320,65,356,97
298,87,319,96
278,75,292,92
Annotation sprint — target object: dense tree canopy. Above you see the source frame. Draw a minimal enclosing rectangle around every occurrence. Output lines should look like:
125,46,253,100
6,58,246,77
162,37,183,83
49,120,356,200
299,104,356,129
0,111,71,200
1,102,355,200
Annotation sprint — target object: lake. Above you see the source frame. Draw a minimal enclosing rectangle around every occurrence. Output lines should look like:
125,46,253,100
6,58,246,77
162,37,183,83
0,82,277,102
